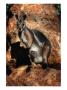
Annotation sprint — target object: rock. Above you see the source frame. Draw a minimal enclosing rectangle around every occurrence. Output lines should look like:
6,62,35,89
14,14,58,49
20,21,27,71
9,65,28,81
7,16,21,44
6,65,61,86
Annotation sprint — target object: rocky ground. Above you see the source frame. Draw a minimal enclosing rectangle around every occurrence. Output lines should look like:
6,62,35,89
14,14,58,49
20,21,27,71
6,4,61,86
6,65,61,86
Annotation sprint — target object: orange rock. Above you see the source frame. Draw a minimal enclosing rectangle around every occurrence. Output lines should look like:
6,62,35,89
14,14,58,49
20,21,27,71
10,4,22,15
6,48,11,63
7,16,17,33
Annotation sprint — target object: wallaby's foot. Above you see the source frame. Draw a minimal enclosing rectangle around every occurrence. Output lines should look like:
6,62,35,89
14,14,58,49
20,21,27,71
26,65,32,72
42,63,48,69
32,62,37,68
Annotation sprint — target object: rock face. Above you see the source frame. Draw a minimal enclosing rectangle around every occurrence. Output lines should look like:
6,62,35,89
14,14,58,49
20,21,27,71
6,4,61,86
6,65,61,86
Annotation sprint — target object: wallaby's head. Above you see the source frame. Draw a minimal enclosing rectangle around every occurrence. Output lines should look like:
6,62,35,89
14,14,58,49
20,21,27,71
17,11,27,31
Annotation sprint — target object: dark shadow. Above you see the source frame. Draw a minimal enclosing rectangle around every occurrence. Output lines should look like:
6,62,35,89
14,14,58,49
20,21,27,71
11,42,31,68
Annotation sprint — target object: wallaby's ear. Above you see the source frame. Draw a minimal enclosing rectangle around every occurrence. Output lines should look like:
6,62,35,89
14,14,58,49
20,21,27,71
22,12,27,20
19,11,27,20
15,14,18,19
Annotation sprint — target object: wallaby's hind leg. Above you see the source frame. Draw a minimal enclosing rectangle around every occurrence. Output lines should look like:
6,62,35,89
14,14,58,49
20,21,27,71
42,45,50,68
